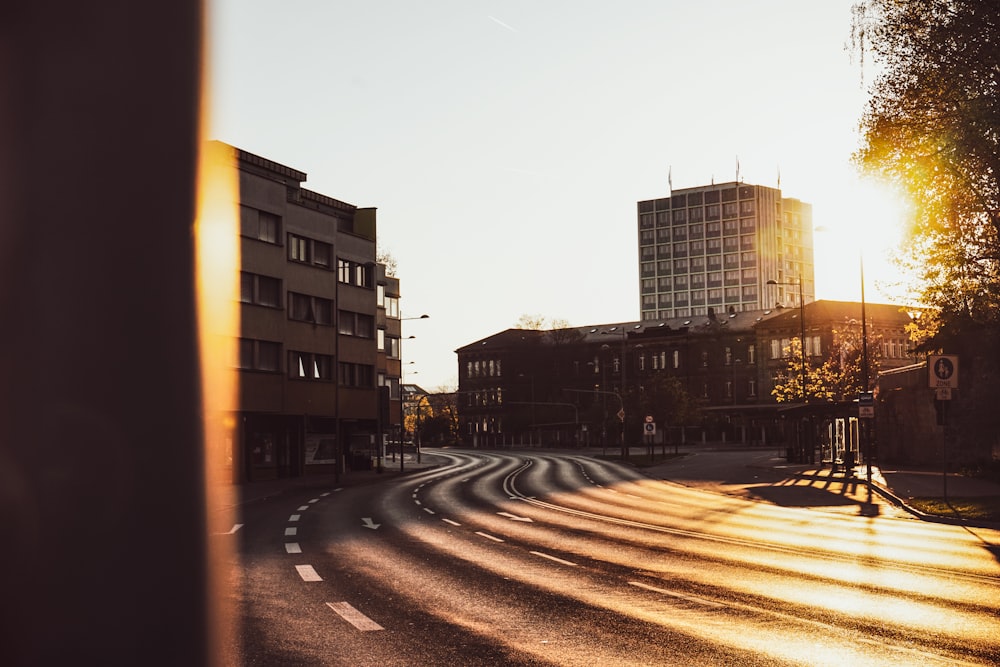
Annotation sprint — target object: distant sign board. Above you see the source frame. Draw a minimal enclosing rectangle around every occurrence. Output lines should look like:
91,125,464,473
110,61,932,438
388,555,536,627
858,391,874,418
643,422,656,435
928,355,959,389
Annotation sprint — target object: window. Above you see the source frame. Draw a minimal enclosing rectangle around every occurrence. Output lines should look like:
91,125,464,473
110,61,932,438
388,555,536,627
741,268,757,282
289,351,333,381
723,202,738,218
740,218,756,232
289,234,309,262
706,204,720,220
339,362,374,388
639,213,654,228
240,272,281,307
672,209,687,223
688,207,703,222
748,378,757,397
740,200,755,215
377,328,385,351
674,258,689,273
740,235,756,250
640,230,655,244
240,206,280,243
641,262,656,277
238,339,280,372
384,295,399,318
641,278,656,293
748,343,756,364
338,310,375,338
337,259,373,287
288,292,333,325
386,336,400,359
724,346,733,365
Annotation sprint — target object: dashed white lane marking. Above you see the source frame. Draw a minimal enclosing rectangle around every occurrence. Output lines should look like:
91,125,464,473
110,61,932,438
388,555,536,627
321,491,332,496
442,518,461,526
297,505,310,511
289,514,301,522
308,498,320,504
295,564,322,582
326,602,384,631
530,551,578,567
285,543,302,554
414,500,422,506
285,527,298,536
476,531,505,542
628,581,725,609
423,507,436,515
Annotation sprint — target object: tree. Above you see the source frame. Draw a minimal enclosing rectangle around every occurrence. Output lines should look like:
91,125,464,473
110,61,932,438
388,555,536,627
851,0,1000,325
515,314,571,331
377,247,398,276
851,0,1000,460
771,326,884,403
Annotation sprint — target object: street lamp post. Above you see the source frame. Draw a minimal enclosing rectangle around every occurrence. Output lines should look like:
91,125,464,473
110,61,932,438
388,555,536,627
594,326,636,460
767,278,808,462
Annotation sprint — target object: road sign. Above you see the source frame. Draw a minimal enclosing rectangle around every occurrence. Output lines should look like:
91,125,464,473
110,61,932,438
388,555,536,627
928,355,959,389
645,415,654,423
858,391,874,418
936,387,952,401
643,422,656,435
616,408,625,422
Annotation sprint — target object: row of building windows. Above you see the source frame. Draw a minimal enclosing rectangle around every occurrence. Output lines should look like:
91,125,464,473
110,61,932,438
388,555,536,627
640,252,759,278
240,272,375,337
642,269,759,292
642,286,759,308
466,358,502,379
638,201,757,228
639,235,757,257
639,219,757,239
237,339,376,386
466,388,503,407
241,206,376,289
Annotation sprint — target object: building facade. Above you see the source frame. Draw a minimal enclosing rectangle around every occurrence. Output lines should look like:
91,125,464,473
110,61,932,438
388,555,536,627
230,144,398,481
456,302,914,459
638,182,814,321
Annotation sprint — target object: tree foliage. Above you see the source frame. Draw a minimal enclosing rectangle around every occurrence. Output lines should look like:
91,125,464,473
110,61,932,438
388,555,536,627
771,326,884,403
852,0,1000,460
851,0,1000,331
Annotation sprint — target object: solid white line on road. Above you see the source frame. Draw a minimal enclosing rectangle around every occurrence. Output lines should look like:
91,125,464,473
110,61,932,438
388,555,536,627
289,514,301,522
476,531,505,542
442,518,461,526
628,581,724,609
326,602,384,631
297,505,310,511
284,527,298,536
497,511,533,522
530,551,578,567
424,507,436,515
285,542,302,554
295,564,322,582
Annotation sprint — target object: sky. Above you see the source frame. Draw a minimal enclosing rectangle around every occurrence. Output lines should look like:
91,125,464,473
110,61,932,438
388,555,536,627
208,0,909,391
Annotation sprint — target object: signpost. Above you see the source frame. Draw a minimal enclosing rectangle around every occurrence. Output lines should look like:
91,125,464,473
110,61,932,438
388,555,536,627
928,355,959,502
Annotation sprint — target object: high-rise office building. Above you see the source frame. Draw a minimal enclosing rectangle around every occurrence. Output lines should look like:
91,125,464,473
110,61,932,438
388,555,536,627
638,182,813,321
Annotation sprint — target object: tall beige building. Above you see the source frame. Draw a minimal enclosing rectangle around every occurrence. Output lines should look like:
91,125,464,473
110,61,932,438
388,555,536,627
637,182,814,320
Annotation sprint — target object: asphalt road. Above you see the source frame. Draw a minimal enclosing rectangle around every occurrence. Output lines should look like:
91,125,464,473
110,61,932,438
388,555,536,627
223,450,1000,666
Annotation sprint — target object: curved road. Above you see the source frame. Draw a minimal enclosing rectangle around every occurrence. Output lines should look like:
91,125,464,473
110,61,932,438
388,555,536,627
229,450,1000,666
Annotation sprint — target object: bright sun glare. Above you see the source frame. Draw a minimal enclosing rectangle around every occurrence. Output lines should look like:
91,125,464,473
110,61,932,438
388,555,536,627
814,177,912,304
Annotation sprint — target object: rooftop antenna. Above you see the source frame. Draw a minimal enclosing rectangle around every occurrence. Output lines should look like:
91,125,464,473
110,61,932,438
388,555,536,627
668,165,673,194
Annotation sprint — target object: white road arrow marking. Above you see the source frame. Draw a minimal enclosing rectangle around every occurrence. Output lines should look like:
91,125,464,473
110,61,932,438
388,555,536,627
361,517,381,530
497,511,533,522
